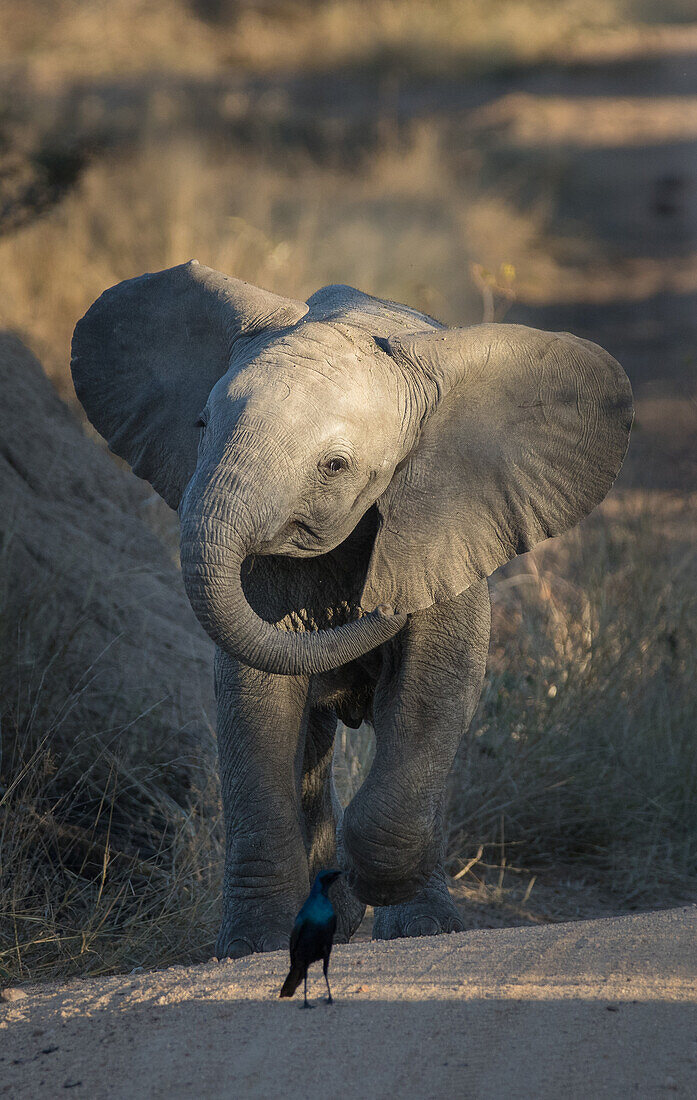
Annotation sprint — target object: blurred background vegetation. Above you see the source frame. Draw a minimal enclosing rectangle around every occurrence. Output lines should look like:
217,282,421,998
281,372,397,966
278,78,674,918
1,0,696,981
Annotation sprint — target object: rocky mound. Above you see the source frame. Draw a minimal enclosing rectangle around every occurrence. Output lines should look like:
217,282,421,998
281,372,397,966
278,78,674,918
0,333,216,978
0,330,213,737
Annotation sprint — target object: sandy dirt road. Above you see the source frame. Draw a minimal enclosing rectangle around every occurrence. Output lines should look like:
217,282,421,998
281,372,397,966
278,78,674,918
2,907,696,1098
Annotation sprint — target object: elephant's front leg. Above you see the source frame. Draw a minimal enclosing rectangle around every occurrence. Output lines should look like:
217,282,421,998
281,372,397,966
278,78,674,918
214,648,311,959
342,581,490,935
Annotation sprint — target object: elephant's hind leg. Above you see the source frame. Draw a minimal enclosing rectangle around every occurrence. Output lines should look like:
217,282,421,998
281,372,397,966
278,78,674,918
302,708,365,942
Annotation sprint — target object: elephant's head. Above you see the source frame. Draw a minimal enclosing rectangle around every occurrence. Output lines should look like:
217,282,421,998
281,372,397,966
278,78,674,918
71,261,632,676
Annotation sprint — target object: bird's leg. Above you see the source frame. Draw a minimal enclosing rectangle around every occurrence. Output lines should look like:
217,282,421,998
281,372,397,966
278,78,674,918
301,969,314,1010
302,708,365,942
323,955,333,1005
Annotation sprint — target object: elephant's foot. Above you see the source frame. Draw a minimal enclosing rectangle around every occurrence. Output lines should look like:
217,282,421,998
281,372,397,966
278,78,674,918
216,894,302,959
371,868,464,941
341,787,440,907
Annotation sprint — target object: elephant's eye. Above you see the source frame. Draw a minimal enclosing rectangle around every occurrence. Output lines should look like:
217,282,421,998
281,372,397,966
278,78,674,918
323,456,349,475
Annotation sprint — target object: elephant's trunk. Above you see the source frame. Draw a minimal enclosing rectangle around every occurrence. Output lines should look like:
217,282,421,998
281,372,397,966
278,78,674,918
180,499,406,677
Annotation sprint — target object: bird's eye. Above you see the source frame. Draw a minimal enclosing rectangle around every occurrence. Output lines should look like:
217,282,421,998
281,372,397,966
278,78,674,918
323,456,348,475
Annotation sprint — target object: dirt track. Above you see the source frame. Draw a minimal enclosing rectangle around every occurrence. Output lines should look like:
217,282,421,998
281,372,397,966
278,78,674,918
2,907,696,1098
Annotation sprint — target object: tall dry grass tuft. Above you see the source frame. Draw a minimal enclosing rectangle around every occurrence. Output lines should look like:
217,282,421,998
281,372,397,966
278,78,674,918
447,493,697,904
0,540,223,983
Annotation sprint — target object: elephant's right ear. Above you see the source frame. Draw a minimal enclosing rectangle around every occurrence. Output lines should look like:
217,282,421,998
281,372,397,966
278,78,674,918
362,324,633,615
71,261,308,509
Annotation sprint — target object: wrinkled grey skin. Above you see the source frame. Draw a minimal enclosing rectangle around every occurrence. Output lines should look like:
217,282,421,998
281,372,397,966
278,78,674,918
71,262,633,954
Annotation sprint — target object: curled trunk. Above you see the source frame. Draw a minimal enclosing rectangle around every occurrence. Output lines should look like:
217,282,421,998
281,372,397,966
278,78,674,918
180,509,406,677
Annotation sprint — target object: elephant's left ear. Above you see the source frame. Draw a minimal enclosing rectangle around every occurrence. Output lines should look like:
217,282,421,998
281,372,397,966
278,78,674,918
361,324,633,614
71,261,308,509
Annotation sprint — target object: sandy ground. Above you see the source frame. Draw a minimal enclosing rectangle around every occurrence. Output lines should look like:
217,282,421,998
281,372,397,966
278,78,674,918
2,907,696,1098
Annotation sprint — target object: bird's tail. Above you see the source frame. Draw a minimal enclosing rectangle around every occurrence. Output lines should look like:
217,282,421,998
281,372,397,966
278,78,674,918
280,964,304,998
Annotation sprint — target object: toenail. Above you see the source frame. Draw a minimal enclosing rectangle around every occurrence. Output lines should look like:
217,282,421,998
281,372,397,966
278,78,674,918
405,916,440,937
223,938,254,959
260,934,289,952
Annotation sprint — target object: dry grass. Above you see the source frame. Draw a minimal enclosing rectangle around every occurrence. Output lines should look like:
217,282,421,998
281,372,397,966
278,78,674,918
0,128,479,400
447,493,697,907
5,0,687,81
0,540,223,983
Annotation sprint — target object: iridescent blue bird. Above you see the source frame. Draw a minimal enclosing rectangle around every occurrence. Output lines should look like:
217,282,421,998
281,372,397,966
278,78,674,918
280,869,342,1008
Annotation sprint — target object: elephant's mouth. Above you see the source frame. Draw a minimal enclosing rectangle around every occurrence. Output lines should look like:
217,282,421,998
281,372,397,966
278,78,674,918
261,515,347,557
290,517,323,551
257,517,324,557
293,518,317,540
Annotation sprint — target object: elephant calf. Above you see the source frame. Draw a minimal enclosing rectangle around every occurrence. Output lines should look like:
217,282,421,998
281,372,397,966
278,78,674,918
72,262,632,955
